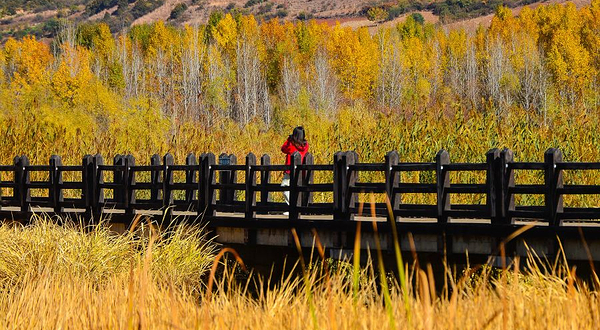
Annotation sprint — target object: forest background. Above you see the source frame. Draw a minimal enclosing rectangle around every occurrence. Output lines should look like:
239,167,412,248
0,1,599,176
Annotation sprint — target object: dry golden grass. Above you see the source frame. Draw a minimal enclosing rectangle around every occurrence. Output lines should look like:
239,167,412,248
0,215,596,329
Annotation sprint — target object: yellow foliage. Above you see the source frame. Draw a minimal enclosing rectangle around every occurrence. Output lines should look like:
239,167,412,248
547,29,594,100
3,36,52,89
327,25,378,99
147,21,179,58
212,14,238,56
51,44,94,106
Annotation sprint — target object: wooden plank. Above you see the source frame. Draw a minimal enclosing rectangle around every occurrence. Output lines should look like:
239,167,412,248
201,153,216,218
446,184,487,194
93,154,104,214
444,163,488,171
556,162,600,170
185,153,198,206
289,152,302,221
296,184,333,192
258,154,271,214
113,155,125,207
545,148,563,227
509,184,545,194
50,155,63,213
333,152,343,220
211,164,246,171
509,162,545,170
385,151,400,213
344,151,358,220
125,154,135,213
392,163,436,171
486,148,500,223
558,185,600,195
394,183,436,194
349,163,386,171
252,164,288,171
501,149,515,224
163,153,174,210
59,182,84,189
296,164,333,171
301,153,315,207
348,183,386,193
436,150,450,223
245,153,257,222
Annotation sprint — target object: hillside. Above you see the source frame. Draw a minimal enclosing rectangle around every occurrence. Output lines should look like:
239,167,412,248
0,0,591,40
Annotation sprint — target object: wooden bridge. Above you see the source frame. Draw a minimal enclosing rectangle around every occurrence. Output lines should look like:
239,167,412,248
2,148,600,263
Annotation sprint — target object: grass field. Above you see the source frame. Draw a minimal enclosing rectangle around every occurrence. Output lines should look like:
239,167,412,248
0,214,597,329
0,2,599,327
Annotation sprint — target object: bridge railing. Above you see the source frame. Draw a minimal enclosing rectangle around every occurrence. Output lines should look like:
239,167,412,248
0,148,599,226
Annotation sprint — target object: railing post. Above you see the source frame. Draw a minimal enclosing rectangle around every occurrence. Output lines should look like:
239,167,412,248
245,153,257,220
333,152,344,220
545,148,563,226
150,154,162,205
218,153,237,205
486,149,500,224
218,153,228,206
185,153,198,209
14,156,30,213
198,153,216,217
93,154,104,215
259,154,271,213
289,152,302,221
302,153,314,207
113,155,124,206
202,153,216,218
12,157,19,209
385,151,400,216
50,155,63,214
198,153,206,215
436,150,450,223
82,154,94,219
228,154,238,205
163,153,174,210
346,151,358,218
500,149,514,224
125,154,135,213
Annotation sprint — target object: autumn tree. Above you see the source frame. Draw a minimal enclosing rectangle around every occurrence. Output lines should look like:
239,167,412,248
367,7,389,22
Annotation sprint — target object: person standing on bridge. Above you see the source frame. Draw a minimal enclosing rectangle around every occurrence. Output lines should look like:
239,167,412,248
281,127,309,212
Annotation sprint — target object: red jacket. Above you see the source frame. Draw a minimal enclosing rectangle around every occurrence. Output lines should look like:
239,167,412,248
281,138,309,173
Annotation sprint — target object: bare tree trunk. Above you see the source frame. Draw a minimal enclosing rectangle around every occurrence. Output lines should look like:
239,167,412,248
485,37,504,117
55,20,76,56
279,56,301,107
206,45,232,124
310,47,338,116
464,43,479,109
235,35,271,126
429,39,443,106
375,31,403,111
117,37,145,101
154,48,168,117
181,26,206,122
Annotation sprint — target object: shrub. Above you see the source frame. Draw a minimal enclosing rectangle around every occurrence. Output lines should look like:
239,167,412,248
275,9,288,18
387,5,405,19
296,11,313,20
258,2,273,14
410,12,425,25
366,7,389,22
244,0,264,8
170,3,188,20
